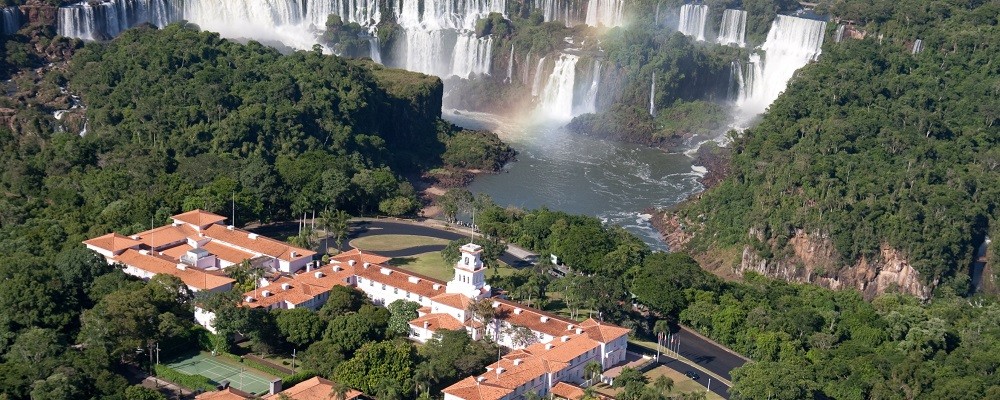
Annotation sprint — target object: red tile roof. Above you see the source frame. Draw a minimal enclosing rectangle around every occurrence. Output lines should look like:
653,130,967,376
579,318,631,343
114,249,234,291
354,263,446,299
492,298,578,338
432,293,473,311
203,224,315,262
410,313,465,331
331,248,392,265
264,377,364,400
195,388,253,400
172,209,228,227
132,224,198,248
441,377,513,400
202,241,257,264
83,233,142,253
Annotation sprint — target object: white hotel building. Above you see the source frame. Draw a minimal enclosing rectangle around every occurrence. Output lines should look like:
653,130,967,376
85,210,630,400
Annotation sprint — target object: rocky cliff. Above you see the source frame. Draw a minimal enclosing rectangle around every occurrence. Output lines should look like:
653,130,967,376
18,0,57,26
657,212,935,300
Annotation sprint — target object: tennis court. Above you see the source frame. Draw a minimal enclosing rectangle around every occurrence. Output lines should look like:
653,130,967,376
166,352,273,395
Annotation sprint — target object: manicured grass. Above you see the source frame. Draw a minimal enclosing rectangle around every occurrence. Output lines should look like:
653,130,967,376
349,234,450,252
391,252,518,281
390,252,455,281
593,365,723,400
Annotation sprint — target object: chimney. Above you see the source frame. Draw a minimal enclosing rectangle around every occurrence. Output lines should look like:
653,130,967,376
261,290,272,297
545,344,554,350
476,376,485,385
423,321,429,329
567,324,574,330
433,284,441,290
514,308,522,315
513,359,522,366
561,336,569,342
227,225,235,231
306,263,312,272
363,262,370,269
245,296,255,303
314,271,325,278
576,328,583,335
139,249,149,255
248,233,258,240
176,263,187,270
290,251,298,258
281,283,291,290
348,260,356,266
540,316,549,322
496,367,505,375
332,266,342,272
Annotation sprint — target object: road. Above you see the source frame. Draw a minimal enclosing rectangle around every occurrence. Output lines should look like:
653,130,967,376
631,326,749,399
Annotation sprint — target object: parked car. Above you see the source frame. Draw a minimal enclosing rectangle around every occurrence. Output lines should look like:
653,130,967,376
684,370,700,380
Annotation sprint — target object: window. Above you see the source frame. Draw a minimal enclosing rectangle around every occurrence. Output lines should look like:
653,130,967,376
382,284,386,290
393,288,398,294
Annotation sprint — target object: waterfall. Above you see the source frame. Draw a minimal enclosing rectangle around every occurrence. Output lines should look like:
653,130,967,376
577,60,601,115
649,73,655,116
368,36,382,64
833,24,845,43
655,3,660,25
531,56,547,97
585,0,624,27
451,33,493,78
2,6,21,35
717,9,746,47
541,0,585,27
58,0,174,40
54,0,506,80
505,44,514,83
678,4,708,41
539,54,578,120
912,39,923,54
735,15,825,118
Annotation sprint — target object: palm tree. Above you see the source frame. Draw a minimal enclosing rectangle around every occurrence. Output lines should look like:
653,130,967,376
467,298,497,340
584,361,603,385
653,375,674,394
320,209,351,252
328,381,350,400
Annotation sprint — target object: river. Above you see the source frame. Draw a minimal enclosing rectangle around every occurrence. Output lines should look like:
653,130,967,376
445,110,706,251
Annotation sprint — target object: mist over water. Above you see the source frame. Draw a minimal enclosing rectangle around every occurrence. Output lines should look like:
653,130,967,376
448,110,706,251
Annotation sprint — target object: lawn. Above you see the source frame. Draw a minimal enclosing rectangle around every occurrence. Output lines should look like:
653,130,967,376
594,365,723,400
391,251,518,281
349,234,450,252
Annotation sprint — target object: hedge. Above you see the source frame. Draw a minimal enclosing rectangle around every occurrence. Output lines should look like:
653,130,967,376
154,364,217,392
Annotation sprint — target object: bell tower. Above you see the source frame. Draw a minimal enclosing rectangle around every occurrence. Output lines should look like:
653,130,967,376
446,243,491,299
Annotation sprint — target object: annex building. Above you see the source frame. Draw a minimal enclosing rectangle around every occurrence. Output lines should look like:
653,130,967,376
85,210,630,400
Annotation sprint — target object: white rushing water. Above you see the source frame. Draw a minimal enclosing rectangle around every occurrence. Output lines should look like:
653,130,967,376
2,6,21,35
542,0,624,28
58,0,174,40
649,72,656,116
56,0,504,79
833,24,845,43
912,39,923,54
450,33,493,78
678,4,708,41
531,56,547,97
734,15,826,119
585,0,625,27
578,60,602,115
368,36,382,64
505,44,514,83
717,9,746,47
539,54,579,120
